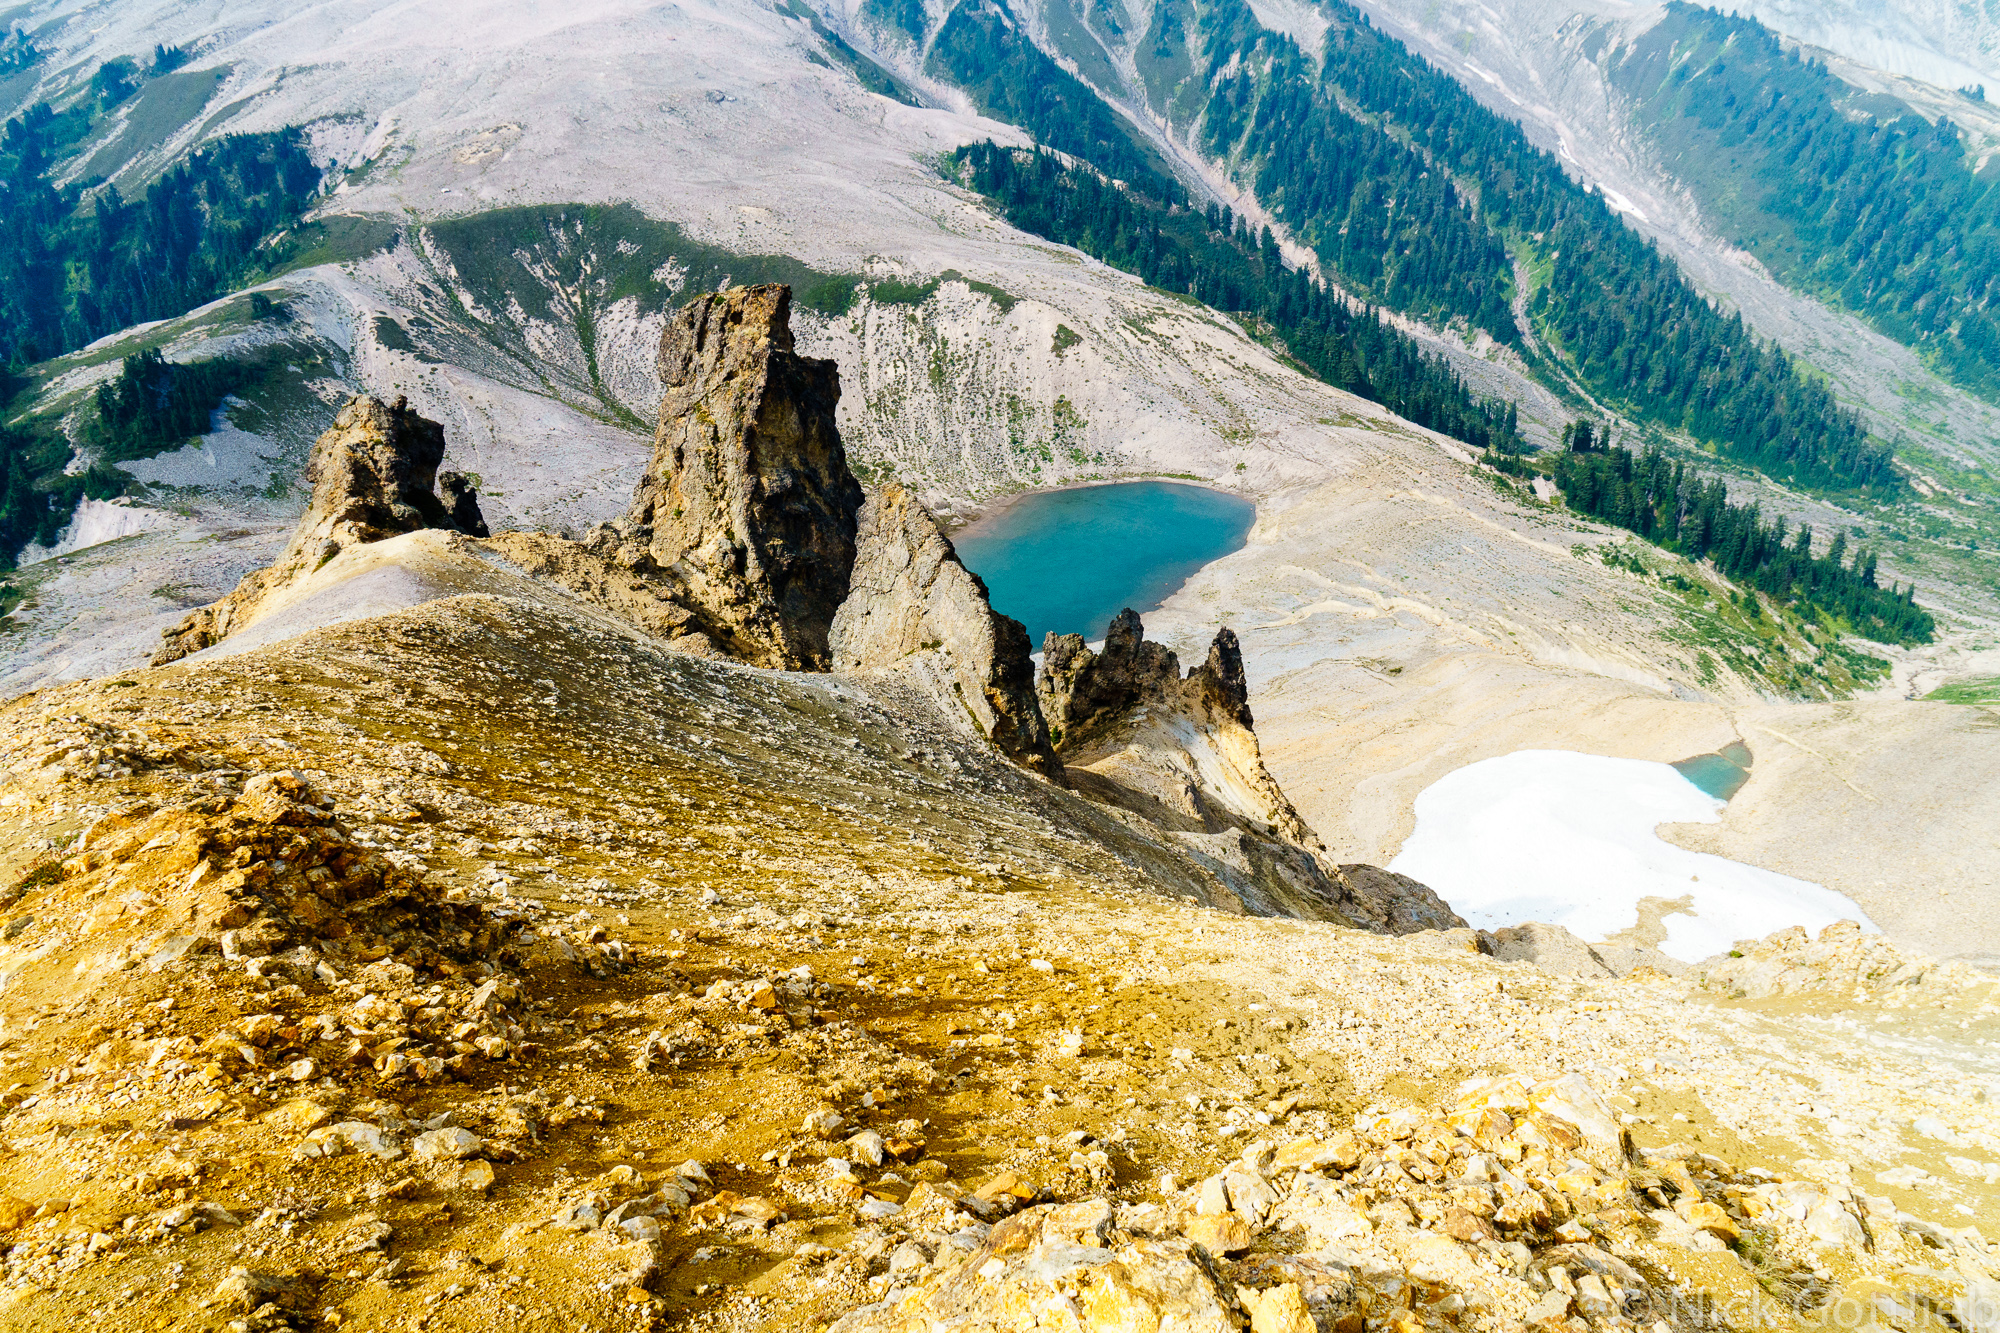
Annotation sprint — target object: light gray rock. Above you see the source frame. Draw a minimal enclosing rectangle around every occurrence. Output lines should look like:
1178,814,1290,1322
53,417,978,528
846,1129,887,1167
829,483,1062,780
302,1121,405,1161
413,1127,483,1162
1480,922,1685,978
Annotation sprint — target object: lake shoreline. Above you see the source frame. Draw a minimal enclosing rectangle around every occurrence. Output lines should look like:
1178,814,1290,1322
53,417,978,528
941,472,1250,540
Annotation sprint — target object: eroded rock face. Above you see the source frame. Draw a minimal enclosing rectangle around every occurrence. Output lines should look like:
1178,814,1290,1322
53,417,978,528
1040,610,1315,847
829,484,1063,781
1034,608,1424,928
1688,918,1963,998
626,284,862,670
153,396,486,664
439,471,490,538
1037,608,1178,751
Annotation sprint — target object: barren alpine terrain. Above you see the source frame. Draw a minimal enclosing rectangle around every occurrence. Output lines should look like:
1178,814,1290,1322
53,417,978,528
0,0,1994,1330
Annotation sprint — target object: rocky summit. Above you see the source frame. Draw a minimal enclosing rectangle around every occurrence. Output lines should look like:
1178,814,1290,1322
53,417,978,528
0,285,1993,1333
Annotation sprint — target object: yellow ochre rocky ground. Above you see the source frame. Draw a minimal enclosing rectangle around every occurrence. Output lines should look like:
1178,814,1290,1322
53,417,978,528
0,591,1995,1333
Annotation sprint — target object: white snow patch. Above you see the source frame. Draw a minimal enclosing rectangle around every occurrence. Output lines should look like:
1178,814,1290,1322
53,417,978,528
17,498,186,566
1388,750,1876,962
1596,185,1650,224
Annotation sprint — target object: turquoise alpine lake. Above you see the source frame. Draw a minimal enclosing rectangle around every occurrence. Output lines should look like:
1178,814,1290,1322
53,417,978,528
951,481,1256,647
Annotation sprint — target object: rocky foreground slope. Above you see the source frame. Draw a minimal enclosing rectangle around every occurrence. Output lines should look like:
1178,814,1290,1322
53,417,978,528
0,643,1996,1333
0,286,1994,1332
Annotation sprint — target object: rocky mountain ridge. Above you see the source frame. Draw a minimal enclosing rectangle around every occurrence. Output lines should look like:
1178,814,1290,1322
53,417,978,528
150,281,1419,932
0,643,1993,1330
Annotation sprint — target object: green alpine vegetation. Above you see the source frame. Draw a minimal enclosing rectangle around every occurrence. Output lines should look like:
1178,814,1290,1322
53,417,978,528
0,348,256,569
1548,422,1933,646
84,348,251,463
1124,0,1893,493
776,0,922,106
1611,4,2000,405
0,60,322,572
0,422,125,572
0,101,320,366
954,142,1523,453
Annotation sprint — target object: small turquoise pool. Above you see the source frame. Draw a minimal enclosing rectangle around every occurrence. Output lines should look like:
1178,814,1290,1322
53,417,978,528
1671,740,1754,801
952,481,1256,647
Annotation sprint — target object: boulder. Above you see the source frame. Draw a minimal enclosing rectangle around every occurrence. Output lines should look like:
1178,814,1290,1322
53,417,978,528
1481,922,1618,977
153,395,487,663
1330,864,1467,935
829,1201,1237,1333
439,470,490,537
829,484,1063,781
625,284,862,669
1480,922,1685,979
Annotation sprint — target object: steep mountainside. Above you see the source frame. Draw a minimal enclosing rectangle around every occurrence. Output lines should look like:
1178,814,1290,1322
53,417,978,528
0,6,1992,1321
1278,0,1998,637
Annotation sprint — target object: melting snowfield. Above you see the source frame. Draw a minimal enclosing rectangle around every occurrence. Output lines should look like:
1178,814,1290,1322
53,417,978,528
1389,750,1877,962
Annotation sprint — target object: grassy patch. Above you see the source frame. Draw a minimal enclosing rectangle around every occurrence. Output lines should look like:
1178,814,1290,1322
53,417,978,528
371,314,419,354
941,269,1017,315
271,212,400,274
1925,677,2000,705
798,275,863,317
869,276,941,307
404,203,862,429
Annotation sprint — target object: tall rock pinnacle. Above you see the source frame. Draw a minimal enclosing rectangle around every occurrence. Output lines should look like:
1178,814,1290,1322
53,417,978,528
627,284,863,671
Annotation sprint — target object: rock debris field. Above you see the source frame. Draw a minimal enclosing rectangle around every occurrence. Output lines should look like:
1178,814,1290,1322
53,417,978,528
0,592,1995,1333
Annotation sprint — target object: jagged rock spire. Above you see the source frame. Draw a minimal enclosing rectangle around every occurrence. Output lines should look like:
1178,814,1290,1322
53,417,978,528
626,284,862,671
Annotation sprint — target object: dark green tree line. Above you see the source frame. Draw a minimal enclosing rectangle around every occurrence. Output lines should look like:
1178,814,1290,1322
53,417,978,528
954,142,1522,452
1549,429,1932,644
1126,0,1894,492
0,72,320,571
1612,4,2000,403
927,0,1177,199
0,105,319,367
84,348,251,461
